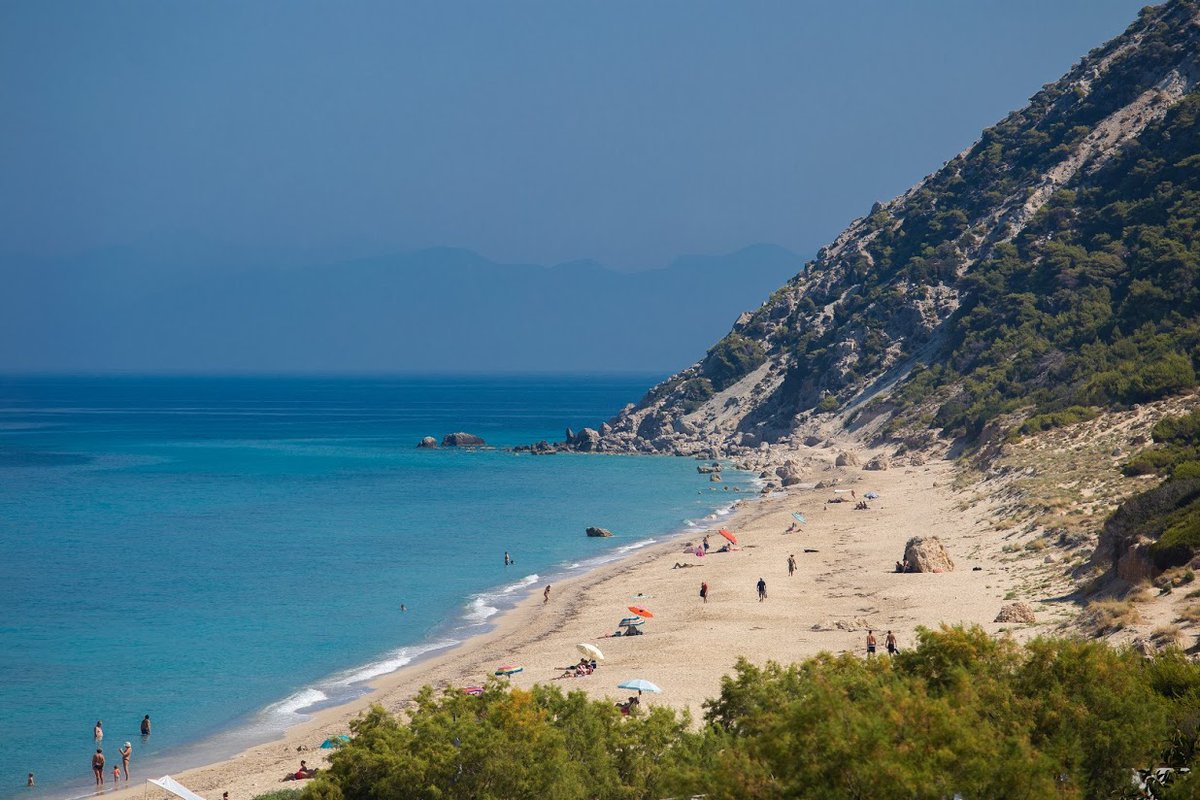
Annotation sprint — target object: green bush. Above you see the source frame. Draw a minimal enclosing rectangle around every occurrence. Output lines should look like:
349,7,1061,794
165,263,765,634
701,333,766,391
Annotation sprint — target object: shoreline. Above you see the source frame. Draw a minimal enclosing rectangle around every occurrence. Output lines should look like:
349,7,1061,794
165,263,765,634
90,446,1039,800
47,469,758,800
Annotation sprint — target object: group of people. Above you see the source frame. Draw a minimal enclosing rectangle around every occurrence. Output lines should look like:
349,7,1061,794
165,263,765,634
557,658,599,679
88,716,150,785
615,695,640,715
865,630,899,656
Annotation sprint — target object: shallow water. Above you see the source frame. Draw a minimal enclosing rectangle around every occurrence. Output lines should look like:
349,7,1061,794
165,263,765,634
0,375,751,798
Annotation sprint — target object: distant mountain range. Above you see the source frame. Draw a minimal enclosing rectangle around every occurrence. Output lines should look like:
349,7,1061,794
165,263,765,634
0,242,809,373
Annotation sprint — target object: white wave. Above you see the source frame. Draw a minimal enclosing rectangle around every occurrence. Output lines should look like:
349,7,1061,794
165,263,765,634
715,507,732,516
264,687,328,718
465,596,499,622
616,538,656,554
684,519,698,527
501,573,539,594
331,639,460,686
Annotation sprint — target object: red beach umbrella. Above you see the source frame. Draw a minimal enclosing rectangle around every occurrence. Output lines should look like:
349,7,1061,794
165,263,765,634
719,528,738,545
627,605,654,618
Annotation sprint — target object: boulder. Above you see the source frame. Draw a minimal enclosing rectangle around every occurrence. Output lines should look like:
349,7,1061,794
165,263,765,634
709,473,723,482
585,527,614,538
993,602,1037,624
442,432,486,447
565,427,576,442
903,536,954,573
698,463,722,474
572,427,602,452
864,455,889,471
803,435,823,447
417,436,438,449
835,451,859,467
600,422,613,436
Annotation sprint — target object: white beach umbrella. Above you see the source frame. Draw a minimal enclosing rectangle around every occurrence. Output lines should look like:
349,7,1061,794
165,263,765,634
577,643,605,660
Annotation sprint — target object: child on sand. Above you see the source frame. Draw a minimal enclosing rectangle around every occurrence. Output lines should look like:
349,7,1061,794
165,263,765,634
700,581,708,603
543,585,551,603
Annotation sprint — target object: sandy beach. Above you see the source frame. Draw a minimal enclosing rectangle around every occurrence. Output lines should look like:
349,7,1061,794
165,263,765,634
101,445,1038,800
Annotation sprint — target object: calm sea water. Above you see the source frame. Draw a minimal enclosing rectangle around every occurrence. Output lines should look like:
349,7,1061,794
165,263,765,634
0,376,751,799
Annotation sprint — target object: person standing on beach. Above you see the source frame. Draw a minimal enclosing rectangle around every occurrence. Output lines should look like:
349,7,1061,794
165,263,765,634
94,720,103,743
886,630,898,655
702,535,710,553
867,631,877,657
699,581,708,603
787,554,796,576
140,715,151,736
756,578,767,602
543,585,551,603
92,749,105,785
120,741,132,780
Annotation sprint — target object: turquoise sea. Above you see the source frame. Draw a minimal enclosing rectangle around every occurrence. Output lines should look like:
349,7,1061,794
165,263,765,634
0,376,752,799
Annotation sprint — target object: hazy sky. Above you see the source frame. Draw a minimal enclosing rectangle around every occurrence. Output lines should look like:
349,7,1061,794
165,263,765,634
0,0,1148,269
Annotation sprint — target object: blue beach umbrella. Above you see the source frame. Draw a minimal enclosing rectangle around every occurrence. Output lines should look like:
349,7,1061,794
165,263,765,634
320,735,350,748
792,513,807,524
617,679,662,694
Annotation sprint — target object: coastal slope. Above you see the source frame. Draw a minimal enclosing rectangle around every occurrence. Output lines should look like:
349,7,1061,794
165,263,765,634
572,0,1200,460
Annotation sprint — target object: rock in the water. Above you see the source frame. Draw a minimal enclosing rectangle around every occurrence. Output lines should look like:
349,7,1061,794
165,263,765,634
586,527,614,538
572,427,601,452
417,436,438,448
565,427,576,442
993,602,1037,624
698,463,722,474
709,473,723,482
864,455,889,471
903,536,954,573
442,432,486,447
835,451,859,467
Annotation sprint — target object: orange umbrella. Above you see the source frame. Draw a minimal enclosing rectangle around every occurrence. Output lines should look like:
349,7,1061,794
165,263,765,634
719,528,738,544
627,605,654,618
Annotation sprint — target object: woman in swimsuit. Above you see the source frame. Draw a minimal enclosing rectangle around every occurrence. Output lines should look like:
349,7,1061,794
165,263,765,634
92,749,105,785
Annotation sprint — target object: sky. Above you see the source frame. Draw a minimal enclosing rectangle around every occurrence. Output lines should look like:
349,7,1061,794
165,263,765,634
0,0,1150,270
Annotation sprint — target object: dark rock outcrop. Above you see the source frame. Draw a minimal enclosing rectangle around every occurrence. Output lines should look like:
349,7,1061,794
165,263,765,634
417,436,438,448
443,432,486,447
586,527,614,538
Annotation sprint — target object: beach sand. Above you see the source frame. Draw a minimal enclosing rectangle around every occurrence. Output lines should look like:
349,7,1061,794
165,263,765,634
102,449,1036,800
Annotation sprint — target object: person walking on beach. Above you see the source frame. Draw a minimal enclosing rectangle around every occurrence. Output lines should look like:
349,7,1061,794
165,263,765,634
120,741,132,780
94,720,103,743
543,585,551,603
92,749,105,785
140,715,151,736
886,630,898,655
699,581,708,603
702,535,710,553
756,577,767,602
866,630,877,657
787,554,796,577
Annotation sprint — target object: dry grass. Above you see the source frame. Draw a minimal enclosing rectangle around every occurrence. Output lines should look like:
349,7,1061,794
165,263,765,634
1084,599,1142,634
1151,624,1183,648
1176,601,1200,625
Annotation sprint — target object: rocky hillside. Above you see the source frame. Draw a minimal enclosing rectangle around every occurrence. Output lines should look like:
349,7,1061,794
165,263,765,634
568,0,1200,458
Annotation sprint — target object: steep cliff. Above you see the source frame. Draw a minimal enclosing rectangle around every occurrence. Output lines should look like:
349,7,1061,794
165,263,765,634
582,0,1200,457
